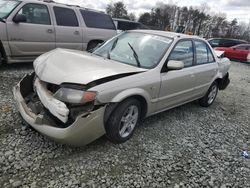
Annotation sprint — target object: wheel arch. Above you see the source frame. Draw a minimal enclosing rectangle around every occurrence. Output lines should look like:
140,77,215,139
214,72,229,90
0,40,7,63
104,90,150,124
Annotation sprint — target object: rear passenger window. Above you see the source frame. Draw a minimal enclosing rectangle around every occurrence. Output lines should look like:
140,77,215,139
235,46,248,50
195,41,215,64
53,7,78,27
17,3,51,25
80,10,115,30
168,40,194,67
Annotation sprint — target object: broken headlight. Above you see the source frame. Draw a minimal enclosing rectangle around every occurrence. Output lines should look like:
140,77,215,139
54,87,97,104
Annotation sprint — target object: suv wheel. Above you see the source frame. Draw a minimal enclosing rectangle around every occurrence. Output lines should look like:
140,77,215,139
87,41,98,51
199,82,218,107
106,99,141,143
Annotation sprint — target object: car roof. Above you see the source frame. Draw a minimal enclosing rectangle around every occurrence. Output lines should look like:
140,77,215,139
131,30,201,40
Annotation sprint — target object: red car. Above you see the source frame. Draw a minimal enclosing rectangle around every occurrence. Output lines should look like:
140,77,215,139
215,44,250,63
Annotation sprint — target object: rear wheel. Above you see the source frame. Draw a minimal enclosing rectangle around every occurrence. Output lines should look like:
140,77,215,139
87,41,99,51
199,82,218,107
105,99,141,143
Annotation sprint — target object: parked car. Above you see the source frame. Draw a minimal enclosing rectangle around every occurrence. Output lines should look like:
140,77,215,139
0,0,116,66
13,30,230,146
113,18,149,33
208,38,248,48
215,44,250,63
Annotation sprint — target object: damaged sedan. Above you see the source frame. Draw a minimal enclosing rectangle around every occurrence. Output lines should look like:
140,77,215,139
13,30,230,146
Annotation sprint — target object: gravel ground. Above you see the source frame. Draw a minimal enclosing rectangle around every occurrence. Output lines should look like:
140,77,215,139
0,62,250,188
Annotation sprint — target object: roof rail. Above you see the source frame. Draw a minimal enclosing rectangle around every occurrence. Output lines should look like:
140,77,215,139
38,0,105,13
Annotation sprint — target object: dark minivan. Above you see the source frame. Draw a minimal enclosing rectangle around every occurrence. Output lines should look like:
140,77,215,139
208,38,248,48
113,18,149,32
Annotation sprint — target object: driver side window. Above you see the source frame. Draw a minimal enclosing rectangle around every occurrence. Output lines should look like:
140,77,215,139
168,40,194,67
16,3,51,25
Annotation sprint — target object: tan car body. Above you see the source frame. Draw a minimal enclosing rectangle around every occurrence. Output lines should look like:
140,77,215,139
0,0,116,63
13,30,230,146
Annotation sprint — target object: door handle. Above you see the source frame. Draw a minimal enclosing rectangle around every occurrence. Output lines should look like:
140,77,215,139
74,31,80,35
47,29,54,33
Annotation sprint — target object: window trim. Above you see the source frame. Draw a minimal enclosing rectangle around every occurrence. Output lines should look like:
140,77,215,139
161,38,195,72
14,3,51,25
53,6,79,27
193,39,216,66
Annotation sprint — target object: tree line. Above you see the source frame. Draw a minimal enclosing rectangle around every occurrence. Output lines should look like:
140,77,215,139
106,2,250,41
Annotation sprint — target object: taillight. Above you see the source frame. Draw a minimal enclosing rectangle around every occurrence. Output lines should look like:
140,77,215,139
247,53,250,63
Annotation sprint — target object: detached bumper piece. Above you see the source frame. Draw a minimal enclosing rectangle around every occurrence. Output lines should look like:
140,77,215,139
219,73,230,90
13,73,106,146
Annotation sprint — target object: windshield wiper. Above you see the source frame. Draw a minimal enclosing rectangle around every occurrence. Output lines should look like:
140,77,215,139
0,18,6,23
107,37,118,59
127,42,141,67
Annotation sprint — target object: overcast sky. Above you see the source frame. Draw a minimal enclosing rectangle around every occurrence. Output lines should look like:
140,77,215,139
56,0,250,23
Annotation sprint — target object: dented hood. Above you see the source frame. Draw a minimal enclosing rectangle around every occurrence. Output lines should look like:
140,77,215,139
34,48,146,85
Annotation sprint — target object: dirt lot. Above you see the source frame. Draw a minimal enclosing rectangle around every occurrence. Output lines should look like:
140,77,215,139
0,61,250,188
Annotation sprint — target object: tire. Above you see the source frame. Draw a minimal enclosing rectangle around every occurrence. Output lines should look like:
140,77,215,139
199,81,218,107
87,41,98,51
105,98,141,143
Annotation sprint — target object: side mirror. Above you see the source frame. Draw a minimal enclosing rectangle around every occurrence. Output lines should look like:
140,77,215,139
13,14,27,23
167,60,184,70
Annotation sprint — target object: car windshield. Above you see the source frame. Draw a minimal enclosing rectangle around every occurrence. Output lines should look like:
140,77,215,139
93,32,173,69
0,0,20,19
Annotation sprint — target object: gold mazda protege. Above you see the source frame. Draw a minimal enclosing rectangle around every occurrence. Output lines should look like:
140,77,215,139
13,30,230,146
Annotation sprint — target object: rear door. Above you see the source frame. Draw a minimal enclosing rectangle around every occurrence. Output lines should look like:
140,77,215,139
157,40,197,110
53,6,83,50
192,40,218,96
6,2,55,57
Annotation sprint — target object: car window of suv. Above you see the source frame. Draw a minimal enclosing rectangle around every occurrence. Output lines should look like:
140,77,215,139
168,40,194,67
80,10,115,30
195,40,215,64
16,3,51,25
53,7,78,27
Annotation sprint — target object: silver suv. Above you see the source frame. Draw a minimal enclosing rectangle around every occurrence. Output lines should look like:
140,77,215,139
0,0,116,65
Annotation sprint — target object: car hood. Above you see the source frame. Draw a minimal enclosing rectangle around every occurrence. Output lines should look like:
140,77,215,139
34,48,146,85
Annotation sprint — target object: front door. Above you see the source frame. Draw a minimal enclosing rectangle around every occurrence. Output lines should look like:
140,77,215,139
230,45,249,61
6,3,55,57
157,40,197,111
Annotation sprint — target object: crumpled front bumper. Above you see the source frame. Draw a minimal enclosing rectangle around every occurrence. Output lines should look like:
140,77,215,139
13,73,106,146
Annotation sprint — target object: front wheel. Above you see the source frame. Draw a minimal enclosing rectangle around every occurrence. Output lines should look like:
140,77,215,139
105,99,141,143
199,82,218,107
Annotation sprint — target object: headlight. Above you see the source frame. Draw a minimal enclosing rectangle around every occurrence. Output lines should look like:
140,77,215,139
54,88,97,104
